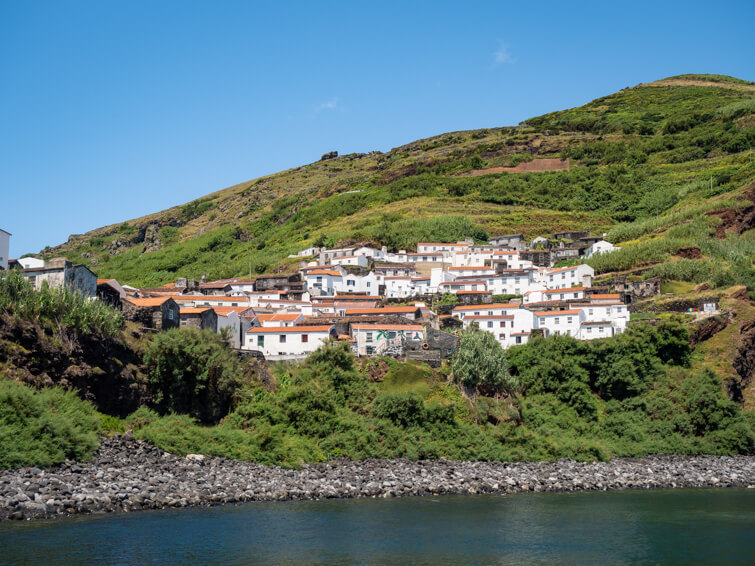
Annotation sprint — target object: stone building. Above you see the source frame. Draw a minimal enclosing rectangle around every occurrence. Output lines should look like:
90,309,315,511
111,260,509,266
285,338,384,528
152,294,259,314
179,307,218,331
22,258,97,297
613,276,661,306
122,297,180,330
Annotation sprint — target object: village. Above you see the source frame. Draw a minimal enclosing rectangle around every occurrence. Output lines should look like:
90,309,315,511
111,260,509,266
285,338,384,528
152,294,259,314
0,227,680,364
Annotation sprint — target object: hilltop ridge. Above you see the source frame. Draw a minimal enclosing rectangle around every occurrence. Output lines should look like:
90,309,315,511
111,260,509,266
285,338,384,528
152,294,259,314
41,74,754,289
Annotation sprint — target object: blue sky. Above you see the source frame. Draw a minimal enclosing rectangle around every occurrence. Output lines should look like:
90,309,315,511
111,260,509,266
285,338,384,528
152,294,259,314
1,1,753,257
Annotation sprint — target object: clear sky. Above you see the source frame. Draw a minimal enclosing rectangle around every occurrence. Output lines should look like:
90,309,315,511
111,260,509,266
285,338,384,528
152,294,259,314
2,0,753,257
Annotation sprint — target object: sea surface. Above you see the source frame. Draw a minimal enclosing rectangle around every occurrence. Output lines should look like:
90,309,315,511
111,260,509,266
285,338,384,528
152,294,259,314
1,488,753,565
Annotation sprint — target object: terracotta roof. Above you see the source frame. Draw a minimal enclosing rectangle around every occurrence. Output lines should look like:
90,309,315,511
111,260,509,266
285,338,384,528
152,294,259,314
581,321,611,326
96,278,115,284
547,265,580,274
256,313,302,322
299,265,331,271
534,309,581,316
211,306,248,316
246,326,333,334
464,315,514,320
352,324,424,331
493,250,517,255
180,307,211,314
191,296,249,303
590,294,621,299
124,297,171,307
511,332,531,336
453,303,520,311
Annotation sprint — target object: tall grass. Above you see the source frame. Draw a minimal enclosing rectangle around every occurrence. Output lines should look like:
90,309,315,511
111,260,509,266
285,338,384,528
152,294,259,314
607,199,739,243
0,269,123,337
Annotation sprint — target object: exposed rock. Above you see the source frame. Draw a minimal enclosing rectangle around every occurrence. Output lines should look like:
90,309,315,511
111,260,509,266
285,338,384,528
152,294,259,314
321,151,338,161
690,314,729,348
142,224,161,253
733,321,755,404
1,435,753,521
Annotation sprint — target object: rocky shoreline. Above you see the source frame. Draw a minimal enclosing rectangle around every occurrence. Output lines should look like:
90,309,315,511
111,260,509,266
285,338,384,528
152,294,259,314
2,434,754,521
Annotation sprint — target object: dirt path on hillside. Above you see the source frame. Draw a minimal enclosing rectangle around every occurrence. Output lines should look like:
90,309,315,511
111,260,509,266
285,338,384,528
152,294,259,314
469,158,571,176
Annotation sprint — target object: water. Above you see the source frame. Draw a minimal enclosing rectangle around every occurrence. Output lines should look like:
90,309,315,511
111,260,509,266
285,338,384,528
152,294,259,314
1,489,753,565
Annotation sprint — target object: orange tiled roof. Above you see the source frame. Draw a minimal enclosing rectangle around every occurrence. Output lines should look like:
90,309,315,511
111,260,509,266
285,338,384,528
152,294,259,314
124,297,171,307
352,324,424,331
452,303,520,311
246,326,332,334
534,309,581,316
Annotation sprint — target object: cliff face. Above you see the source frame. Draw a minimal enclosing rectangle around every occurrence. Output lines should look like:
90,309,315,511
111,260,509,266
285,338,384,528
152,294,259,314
0,313,148,416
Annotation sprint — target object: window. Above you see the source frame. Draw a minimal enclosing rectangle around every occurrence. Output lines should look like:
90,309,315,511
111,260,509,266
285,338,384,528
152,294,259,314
302,334,308,343
567,317,573,324
366,332,373,342
500,321,505,327
539,318,545,325
366,346,375,355
367,282,371,287
487,321,493,328
388,331,396,339
280,335,287,343
554,317,560,324
588,308,594,316
232,303,238,307
587,326,592,333
257,336,264,347
347,280,355,287
168,309,174,320
499,333,505,340
516,336,522,344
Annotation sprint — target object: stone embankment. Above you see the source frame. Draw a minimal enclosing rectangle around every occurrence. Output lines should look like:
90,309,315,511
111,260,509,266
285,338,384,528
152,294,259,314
2,434,754,521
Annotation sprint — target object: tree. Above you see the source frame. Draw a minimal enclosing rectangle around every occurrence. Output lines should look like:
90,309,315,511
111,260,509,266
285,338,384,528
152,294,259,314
143,328,243,423
452,327,518,396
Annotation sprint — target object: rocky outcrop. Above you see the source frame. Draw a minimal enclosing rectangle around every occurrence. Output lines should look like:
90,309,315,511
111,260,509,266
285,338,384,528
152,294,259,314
0,314,148,416
690,314,729,347
1,435,753,521
733,321,755,404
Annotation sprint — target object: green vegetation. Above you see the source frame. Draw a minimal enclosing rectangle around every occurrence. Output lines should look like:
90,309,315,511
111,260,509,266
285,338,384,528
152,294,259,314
143,328,244,424
0,269,123,337
0,381,100,468
452,327,517,396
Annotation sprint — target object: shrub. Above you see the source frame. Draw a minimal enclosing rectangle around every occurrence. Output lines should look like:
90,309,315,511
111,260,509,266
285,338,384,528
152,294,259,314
453,327,518,395
0,381,100,468
143,328,244,423
373,392,426,427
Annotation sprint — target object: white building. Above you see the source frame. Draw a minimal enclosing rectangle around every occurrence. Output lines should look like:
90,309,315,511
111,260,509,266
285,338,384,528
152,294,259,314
540,265,594,289
304,268,343,296
383,276,415,298
331,254,369,268
333,272,380,296
244,325,335,359
0,229,10,271
533,309,582,337
585,240,617,258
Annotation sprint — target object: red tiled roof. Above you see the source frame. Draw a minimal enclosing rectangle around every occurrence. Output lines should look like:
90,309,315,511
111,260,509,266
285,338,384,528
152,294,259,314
124,297,171,307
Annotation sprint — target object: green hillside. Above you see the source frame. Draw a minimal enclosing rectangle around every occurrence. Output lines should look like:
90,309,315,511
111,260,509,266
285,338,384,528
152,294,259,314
43,74,754,291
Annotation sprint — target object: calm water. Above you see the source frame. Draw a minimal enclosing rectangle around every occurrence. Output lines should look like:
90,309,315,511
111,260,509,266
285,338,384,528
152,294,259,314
1,489,753,565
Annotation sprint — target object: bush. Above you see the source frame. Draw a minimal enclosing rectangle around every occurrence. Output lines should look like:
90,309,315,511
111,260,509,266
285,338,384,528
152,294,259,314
0,381,100,468
373,392,426,427
453,327,518,395
143,328,244,423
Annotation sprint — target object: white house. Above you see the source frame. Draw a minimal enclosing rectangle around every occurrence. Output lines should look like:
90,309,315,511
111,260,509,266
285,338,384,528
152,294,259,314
585,240,617,258
244,325,335,359
573,301,629,334
578,321,615,340
0,229,10,271
533,309,583,337
228,280,256,294
540,265,594,289
333,272,380,296
451,302,522,321
417,242,469,254
383,276,415,298
255,312,305,327
304,268,343,296
351,323,424,356
331,254,369,268
190,296,251,308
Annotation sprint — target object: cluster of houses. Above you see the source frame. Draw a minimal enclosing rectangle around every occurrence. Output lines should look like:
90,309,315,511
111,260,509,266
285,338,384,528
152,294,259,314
2,227,630,362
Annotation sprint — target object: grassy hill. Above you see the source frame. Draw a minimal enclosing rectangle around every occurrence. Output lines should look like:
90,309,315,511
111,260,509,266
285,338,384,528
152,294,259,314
41,74,754,290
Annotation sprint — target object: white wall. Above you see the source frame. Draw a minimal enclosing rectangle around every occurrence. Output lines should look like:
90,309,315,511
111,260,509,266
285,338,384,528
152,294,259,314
244,328,332,357
0,230,9,271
